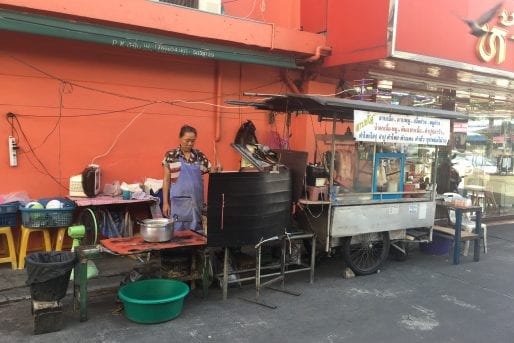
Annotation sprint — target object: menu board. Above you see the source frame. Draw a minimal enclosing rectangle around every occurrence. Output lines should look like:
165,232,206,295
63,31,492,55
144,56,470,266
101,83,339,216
354,110,451,146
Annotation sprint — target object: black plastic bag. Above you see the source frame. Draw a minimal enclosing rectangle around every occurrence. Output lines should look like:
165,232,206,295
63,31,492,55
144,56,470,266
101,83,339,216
25,252,77,285
25,252,77,301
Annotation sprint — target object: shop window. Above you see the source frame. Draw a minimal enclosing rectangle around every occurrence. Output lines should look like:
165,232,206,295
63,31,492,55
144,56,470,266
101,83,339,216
158,0,198,9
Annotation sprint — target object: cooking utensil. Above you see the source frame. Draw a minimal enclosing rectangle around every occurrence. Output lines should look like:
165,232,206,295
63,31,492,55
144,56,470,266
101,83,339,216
138,217,176,242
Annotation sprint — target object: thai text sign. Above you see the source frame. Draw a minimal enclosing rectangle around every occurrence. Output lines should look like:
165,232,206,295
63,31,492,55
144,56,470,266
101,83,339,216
394,1,514,74
477,9,514,65
354,110,450,146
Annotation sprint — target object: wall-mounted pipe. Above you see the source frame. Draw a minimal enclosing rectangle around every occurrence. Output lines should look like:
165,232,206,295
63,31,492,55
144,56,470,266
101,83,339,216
269,22,275,50
281,69,302,94
215,61,222,142
300,45,332,63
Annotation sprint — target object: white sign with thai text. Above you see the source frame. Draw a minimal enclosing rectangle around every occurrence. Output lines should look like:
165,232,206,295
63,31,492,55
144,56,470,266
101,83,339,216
354,110,450,146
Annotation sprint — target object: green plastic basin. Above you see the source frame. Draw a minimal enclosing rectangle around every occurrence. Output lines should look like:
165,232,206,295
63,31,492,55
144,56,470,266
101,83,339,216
118,279,190,324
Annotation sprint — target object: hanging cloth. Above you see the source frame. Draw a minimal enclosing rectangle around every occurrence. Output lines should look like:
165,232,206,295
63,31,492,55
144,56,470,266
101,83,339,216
170,157,204,232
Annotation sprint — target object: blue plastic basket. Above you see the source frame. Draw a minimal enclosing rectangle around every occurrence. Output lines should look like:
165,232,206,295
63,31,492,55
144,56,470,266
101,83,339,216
19,198,76,228
0,202,19,227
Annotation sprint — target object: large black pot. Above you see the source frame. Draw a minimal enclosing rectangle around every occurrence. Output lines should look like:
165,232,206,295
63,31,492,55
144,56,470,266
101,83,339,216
207,169,292,247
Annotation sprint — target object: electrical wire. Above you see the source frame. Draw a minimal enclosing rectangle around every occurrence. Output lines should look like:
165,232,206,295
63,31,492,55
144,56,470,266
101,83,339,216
31,82,70,152
14,103,156,118
7,50,367,114
6,53,282,114
12,116,68,190
57,82,65,196
306,87,358,98
4,54,287,179
242,0,258,18
91,109,147,164
167,100,251,108
309,114,321,163
7,113,15,137
7,53,153,103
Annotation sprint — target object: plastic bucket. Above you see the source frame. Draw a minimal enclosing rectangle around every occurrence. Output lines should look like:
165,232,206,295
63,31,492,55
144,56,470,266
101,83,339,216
118,279,189,324
420,235,451,255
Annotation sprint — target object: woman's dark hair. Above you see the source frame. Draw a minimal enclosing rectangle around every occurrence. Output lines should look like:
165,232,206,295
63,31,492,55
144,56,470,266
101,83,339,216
179,125,197,138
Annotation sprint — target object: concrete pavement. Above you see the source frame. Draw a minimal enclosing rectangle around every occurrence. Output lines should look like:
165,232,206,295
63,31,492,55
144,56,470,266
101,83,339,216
1,223,514,342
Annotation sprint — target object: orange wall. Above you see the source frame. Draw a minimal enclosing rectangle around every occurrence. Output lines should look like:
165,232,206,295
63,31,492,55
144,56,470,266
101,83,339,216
1,31,332,199
223,0,301,29
325,0,390,66
0,0,324,56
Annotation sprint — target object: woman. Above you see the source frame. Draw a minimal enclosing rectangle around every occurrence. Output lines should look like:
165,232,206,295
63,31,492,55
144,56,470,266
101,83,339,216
162,125,218,232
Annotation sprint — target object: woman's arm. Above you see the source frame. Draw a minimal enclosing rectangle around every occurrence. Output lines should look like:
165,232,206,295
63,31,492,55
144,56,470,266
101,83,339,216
162,165,171,217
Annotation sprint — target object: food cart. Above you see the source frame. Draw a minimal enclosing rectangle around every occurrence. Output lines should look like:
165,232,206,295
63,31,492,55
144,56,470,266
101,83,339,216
229,94,468,275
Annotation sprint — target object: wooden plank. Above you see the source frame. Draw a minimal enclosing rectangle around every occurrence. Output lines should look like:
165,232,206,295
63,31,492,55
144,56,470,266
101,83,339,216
432,225,478,240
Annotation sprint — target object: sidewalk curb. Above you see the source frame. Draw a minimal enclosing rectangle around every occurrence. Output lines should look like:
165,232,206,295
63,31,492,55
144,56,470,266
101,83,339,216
0,274,124,306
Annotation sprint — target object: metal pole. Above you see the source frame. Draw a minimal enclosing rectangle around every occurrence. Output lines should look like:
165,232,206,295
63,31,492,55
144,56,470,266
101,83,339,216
326,115,337,251
79,255,88,322
281,236,286,289
454,208,462,265
474,208,482,262
202,248,209,298
256,244,262,299
223,247,228,300
310,234,316,284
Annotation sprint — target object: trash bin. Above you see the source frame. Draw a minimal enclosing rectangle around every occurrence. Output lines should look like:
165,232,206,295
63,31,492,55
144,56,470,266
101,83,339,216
25,252,77,301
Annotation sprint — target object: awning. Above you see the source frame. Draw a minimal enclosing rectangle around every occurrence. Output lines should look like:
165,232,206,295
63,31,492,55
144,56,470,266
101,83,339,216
228,94,471,120
467,134,488,143
0,9,299,69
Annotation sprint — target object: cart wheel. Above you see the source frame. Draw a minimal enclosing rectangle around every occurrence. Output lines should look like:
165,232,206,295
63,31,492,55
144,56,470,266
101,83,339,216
342,232,390,275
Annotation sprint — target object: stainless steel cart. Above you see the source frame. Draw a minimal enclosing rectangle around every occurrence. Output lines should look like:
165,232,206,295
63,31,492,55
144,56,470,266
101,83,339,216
230,94,468,275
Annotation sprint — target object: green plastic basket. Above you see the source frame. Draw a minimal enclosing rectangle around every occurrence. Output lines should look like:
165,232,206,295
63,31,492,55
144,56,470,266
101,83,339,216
118,279,190,324
19,198,76,228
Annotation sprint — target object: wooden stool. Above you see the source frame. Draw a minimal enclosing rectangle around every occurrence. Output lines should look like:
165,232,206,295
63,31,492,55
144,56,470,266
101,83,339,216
0,226,17,269
18,225,52,269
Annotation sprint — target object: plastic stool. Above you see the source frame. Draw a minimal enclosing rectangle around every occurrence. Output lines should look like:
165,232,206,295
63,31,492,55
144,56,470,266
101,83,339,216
463,223,488,256
0,227,17,269
18,225,52,269
53,228,67,251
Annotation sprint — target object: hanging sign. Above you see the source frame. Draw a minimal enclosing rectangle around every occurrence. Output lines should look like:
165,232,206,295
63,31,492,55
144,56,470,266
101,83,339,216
354,110,451,146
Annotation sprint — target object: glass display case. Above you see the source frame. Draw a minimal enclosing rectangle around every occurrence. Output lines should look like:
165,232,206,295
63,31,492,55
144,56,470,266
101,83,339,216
373,152,405,200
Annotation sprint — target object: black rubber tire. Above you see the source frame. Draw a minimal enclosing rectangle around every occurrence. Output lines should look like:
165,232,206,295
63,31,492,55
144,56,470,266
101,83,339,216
342,232,390,275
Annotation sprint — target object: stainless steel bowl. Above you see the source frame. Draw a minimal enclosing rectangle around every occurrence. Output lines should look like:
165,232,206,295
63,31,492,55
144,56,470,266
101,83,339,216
139,218,175,242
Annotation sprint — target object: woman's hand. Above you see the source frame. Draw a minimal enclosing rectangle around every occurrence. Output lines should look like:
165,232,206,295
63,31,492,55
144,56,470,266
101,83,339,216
213,163,223,173
162,203,170,218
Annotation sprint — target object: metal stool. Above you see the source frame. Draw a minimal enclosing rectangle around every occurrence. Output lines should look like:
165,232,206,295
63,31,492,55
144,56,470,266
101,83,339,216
18,225,52,269
0,226,17,269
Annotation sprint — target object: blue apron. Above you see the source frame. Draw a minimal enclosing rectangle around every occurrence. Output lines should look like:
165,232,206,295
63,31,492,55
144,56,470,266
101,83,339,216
170,157,204,232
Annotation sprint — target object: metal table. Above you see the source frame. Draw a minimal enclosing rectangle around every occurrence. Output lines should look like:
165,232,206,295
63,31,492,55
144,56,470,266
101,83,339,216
73,230,208,322
220,232,316,308
434,203,482,265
